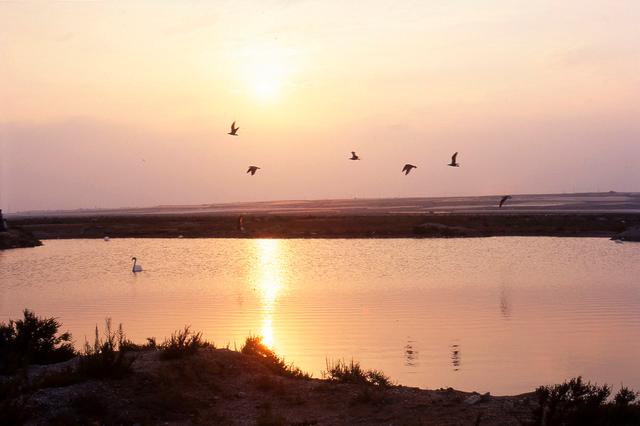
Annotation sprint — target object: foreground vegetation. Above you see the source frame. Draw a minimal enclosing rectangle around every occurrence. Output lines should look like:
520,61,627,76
0,310,75,374
533,377,640,426
1,310,639,425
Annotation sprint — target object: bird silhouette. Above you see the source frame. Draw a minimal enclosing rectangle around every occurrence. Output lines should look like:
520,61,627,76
402,164,417,175
228,121,239,136
247,166,260,175
349,151,360,160
499,195,512,208
448,152,460,167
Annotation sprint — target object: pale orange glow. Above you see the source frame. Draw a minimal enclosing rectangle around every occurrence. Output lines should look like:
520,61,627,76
233,42,298,104
1,1,640,212
261,316,274,349
255,239,283,348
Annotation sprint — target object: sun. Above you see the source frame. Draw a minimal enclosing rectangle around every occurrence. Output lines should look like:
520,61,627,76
250,67,283,102
237,42,296,103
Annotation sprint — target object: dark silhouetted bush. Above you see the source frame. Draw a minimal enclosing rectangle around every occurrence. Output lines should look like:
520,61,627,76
0,309,75,374
534,376,640,426
241,335,309,379
160,326,211,360
120,336,158,352
323,359,391,387
78,319,135,379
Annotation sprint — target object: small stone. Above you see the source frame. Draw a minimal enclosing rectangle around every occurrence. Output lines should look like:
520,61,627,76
464,394,482,405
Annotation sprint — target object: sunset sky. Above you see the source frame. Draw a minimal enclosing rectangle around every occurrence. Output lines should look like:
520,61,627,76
1,0,639,212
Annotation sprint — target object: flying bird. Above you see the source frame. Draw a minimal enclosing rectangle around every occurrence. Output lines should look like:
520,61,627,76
499,195,512,208
402,164,417,175
349,151,360,160
247,166,260,175
228,121,239,136
448,152,460,167
131,257,143,273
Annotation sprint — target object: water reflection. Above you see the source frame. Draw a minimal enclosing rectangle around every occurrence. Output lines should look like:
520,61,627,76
404,340,419,367
450,344,461,371
499,287,511,319
255,240,283,348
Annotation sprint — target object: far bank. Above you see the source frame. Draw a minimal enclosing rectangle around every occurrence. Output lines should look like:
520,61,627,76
7,212,640,240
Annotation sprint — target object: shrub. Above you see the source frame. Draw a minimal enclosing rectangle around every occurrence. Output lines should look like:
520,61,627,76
78,319,135,379
323,359,391,387
241,336,309,379
0,309,75,374
534,376,640,426
120,336,157,352
614,386,638,406
160,326,211,360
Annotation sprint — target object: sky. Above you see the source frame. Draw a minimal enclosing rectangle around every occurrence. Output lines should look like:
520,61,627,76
1,0,639,212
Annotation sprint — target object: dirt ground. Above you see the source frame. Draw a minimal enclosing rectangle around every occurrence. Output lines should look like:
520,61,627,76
3,348,536,426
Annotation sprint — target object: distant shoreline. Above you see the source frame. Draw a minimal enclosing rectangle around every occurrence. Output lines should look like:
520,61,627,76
9,212,640,240
7,191,640,218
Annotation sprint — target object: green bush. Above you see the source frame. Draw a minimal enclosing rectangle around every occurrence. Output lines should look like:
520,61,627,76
0,309,75,374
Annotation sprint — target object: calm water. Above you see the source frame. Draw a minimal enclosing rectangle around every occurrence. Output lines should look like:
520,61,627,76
1,238,639,395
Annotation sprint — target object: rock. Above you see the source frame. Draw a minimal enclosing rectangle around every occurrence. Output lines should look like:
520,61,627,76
464,394,482,405
611,226,640,242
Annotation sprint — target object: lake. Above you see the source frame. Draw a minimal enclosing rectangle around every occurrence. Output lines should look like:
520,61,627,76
1,237,639,395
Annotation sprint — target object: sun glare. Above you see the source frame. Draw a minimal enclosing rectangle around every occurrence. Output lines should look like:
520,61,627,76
252,76,282,102
255,239,283,348
237,42,296,103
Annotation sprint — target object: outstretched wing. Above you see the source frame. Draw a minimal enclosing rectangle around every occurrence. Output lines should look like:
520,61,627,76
231,121,236,132
452,152,458,163
402,164,409,172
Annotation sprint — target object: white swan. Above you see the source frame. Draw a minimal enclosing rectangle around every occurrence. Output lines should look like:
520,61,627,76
131,257,143,273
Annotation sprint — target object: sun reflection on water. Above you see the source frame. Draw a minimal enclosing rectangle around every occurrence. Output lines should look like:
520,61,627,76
255,239,283,348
